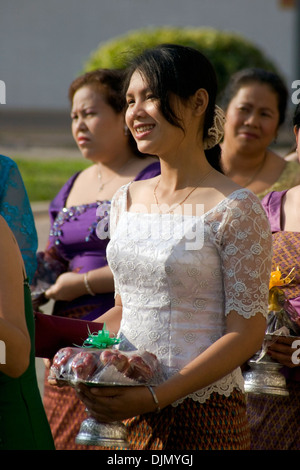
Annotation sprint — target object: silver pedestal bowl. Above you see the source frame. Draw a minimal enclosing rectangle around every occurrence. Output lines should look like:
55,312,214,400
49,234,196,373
243,355,289,397
76,417,128,447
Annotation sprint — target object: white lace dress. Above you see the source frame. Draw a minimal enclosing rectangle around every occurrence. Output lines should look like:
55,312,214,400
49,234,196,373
106,183,272,406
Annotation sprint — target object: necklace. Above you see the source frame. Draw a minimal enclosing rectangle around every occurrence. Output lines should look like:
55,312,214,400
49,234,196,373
243,151,267,188
98,171,114,192
97,158,134,192
153,168,213,214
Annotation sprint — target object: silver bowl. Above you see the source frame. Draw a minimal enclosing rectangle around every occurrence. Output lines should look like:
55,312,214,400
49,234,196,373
243,356,289,397
76,417,128,447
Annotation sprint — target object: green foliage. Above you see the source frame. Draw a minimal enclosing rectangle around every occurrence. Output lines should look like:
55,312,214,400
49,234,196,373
15,158,89,202
83,27,280,96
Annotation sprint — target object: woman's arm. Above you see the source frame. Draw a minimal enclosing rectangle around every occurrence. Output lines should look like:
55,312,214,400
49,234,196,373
93,294,123,336
0,217,31,377
45,265,114,301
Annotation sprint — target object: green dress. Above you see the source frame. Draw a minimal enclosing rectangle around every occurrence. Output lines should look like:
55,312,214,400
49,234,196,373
0,278,55,450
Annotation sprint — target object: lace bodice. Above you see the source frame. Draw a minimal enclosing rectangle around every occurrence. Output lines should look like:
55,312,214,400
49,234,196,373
106,184,272,404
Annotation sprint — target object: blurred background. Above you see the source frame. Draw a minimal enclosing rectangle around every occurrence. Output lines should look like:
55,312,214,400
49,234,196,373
0,0,299,153
1,0,299,395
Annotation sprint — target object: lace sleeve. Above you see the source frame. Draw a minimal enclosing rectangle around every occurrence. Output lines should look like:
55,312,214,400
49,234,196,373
214,190,272,319
0,156,38,282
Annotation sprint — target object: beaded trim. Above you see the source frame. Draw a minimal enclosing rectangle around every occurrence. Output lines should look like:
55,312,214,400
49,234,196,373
50,201,111,245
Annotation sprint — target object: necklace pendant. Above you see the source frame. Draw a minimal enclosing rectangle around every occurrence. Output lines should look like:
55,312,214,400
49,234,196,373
98,183,105,192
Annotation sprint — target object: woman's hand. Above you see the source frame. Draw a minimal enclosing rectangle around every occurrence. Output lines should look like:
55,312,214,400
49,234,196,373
45,272,86,301
45,358,70,388
267,335,300,368
76,384,158,422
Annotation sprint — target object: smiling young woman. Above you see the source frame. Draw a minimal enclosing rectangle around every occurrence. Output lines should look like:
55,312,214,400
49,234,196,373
220,68,300,198
76,44,272,451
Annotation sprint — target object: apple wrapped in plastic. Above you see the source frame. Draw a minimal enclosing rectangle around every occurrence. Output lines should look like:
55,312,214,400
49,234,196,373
48,325,162,386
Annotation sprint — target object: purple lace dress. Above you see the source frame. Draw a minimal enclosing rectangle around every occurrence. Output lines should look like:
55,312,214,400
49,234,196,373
42,160,160,450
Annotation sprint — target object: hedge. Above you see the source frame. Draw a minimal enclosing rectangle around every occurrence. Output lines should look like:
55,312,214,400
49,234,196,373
83,27,280,96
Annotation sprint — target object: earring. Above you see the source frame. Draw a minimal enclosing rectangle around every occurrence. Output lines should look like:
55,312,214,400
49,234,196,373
124,124,129,136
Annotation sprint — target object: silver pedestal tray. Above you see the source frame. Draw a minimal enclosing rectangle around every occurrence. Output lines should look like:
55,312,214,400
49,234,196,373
74,381,141,448
244,355,289,397
76,417,128,447
50,343,160,447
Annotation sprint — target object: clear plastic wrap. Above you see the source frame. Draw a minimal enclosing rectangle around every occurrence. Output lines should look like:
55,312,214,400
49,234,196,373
49,346,162,387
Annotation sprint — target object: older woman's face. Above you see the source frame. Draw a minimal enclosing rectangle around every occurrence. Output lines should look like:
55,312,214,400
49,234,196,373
224,82,280,154
71,85,125,162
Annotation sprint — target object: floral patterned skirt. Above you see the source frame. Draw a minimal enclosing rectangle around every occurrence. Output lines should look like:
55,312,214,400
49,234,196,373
112,390,250,451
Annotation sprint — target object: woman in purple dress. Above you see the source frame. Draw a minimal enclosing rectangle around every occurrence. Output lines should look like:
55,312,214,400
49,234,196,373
33,69,160,450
